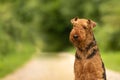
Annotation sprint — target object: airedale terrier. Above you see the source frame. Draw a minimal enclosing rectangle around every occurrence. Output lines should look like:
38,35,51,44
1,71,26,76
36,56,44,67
69,17,106,80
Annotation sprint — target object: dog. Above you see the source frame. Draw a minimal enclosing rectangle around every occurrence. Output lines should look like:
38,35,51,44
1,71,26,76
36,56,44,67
69,17,106,80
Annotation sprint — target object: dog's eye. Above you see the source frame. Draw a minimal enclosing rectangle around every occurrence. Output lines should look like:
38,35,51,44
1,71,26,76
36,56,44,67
83,26,87,30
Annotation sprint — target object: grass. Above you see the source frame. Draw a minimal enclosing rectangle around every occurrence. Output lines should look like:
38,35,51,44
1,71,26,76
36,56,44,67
0,43,35,78
101,51,120,72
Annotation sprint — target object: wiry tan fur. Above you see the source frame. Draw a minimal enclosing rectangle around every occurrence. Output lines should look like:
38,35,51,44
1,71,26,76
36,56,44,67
69,17,106,80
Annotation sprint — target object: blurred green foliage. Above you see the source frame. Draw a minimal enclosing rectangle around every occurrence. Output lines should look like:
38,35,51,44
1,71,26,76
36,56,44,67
0,0,120,53
0,43,35,77
102,52,120,71
95,0,120,51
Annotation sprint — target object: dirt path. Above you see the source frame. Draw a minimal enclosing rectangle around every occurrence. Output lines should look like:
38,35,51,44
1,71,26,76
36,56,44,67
1,53,120,80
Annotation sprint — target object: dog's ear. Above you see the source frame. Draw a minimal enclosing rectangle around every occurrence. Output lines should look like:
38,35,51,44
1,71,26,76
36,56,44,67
71,17,79,27
87,19,96,28
74,17,78,21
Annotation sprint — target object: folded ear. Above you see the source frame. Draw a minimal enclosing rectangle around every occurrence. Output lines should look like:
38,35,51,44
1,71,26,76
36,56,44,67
87,19,96,28
71,17,79,27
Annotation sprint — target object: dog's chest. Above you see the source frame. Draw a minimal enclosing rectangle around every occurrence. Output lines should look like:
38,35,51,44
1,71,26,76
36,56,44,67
74,59,97,74
74,58,103,80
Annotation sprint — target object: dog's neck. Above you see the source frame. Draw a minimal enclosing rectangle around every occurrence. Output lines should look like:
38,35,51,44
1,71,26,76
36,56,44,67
75,35,99,59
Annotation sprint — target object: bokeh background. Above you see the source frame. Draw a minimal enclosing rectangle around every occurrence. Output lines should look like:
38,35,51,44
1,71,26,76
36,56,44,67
0,0,120,79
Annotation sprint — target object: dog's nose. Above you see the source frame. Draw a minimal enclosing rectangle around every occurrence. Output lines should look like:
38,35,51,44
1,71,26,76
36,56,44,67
73,35,78,39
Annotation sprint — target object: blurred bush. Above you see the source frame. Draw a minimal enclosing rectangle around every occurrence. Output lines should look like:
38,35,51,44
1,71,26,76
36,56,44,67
108,29,120,51
0,0,120,53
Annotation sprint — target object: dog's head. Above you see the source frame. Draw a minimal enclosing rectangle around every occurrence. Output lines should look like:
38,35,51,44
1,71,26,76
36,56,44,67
69,17,96,48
